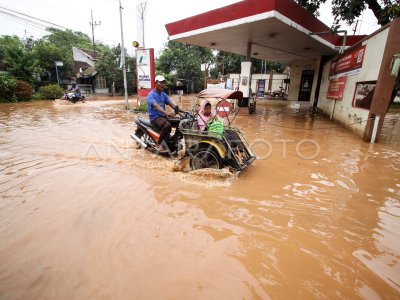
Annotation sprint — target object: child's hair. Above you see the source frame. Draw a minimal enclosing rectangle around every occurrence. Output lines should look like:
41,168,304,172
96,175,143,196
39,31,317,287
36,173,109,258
205,103,211,108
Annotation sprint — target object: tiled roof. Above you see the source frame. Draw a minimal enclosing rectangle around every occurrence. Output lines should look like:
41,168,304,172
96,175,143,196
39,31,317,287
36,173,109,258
78,48,101,60
74,61,97,78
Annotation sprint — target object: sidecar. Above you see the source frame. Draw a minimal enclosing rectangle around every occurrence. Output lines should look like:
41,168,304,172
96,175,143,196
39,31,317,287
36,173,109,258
180,89,256,171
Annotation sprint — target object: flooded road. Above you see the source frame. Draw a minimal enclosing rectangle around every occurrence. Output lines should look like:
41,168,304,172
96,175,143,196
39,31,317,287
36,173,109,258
0,98,399,299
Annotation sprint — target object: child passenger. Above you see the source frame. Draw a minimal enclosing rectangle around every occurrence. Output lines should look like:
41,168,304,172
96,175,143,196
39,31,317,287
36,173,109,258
197,99,218,131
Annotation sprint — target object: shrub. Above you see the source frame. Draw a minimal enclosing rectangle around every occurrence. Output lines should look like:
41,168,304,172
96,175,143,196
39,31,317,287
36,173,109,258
38,84,64,100
14,80,32,101
0,74,17,101
31,93,43,101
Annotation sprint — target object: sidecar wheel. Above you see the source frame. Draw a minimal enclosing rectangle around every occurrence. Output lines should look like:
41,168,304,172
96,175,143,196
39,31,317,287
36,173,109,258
189,147,222,170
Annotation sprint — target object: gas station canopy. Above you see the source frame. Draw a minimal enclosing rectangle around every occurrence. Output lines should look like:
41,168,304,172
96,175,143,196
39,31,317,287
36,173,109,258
165,0,365,65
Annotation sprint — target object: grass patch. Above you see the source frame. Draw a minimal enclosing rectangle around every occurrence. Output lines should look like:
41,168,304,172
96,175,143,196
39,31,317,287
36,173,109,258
131,102,148,113
31,93,44,101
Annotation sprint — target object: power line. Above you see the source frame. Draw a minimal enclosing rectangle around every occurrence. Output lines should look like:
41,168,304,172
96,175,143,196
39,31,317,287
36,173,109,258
0,5,66,29
0,9,49,33
0,1,148,54
0,13,46,36
0,9,121,49
0,9,49,29
17,0,73,16
97,0,165,51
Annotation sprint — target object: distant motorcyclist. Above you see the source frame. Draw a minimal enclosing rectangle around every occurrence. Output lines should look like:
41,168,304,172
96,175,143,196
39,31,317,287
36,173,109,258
65,82,84,102
66,82,80,94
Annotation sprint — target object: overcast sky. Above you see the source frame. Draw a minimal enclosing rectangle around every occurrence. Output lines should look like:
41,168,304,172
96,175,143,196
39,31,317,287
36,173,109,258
0,0,380,56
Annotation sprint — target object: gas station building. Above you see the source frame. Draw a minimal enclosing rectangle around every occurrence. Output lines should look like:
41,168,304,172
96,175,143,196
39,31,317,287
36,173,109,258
165,0,400,142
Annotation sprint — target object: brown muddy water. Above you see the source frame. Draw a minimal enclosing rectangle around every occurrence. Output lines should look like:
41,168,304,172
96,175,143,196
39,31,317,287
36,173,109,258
0,97,399,299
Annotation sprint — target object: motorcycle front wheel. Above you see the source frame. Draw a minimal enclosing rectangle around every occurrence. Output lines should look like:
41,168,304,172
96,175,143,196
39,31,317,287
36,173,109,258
189,147,222,170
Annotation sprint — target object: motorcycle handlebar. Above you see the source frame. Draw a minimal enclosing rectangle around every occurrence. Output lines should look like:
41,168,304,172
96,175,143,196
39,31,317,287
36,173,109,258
168,111,191,120
174,106,185,114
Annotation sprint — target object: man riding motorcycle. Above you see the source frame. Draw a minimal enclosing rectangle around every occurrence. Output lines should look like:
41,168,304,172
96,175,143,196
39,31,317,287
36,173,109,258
147,75,180,153
64,82,85,103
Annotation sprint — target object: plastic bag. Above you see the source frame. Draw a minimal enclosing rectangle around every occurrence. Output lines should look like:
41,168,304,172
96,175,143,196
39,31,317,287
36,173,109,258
207,119,224,137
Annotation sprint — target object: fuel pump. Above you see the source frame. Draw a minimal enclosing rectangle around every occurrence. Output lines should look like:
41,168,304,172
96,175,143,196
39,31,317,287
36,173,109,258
238,61,256,114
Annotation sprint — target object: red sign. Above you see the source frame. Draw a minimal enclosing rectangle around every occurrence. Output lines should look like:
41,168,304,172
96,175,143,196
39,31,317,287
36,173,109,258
216,100,230,117
327,77,347,101
329,44,366,78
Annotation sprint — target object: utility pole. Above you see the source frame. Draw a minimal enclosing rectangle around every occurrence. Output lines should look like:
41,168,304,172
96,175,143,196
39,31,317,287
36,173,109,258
90,10,101,52
136,1,147,48
119,0,129,109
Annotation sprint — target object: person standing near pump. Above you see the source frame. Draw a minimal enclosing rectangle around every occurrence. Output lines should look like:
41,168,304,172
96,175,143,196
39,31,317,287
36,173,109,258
147,75,180,153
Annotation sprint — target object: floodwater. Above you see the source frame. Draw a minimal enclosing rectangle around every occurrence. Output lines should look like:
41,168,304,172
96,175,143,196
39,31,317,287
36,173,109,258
0,97,399,299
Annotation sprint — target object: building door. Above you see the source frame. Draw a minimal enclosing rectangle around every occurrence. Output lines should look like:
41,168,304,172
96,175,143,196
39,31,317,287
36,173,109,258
298,70,314,101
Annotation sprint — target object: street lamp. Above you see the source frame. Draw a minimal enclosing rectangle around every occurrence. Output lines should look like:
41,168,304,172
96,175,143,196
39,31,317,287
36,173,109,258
55,61,63,85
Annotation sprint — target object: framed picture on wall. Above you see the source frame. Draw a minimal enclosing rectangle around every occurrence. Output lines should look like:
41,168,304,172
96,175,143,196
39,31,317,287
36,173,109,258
352,81,377,110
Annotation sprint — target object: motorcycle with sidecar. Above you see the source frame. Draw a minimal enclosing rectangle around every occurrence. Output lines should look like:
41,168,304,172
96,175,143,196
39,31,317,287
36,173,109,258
131,89,256,171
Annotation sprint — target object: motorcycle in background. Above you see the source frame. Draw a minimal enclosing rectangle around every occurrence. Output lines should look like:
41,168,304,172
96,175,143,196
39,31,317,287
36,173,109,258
64,92,85,103
270,86,288,100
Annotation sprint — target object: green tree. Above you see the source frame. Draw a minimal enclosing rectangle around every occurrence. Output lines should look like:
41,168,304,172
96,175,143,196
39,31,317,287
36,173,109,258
95,46,116,91
211,52,243,76
295,0,400,26
210,51,283,78
0,36,40,84
33,27,112,86
33,41,73,84
125,55,137,94
157,41,214,92
295,0,327,17
95,46,137,95
23,36,37,51
33,28,93,84
44,28,92,50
